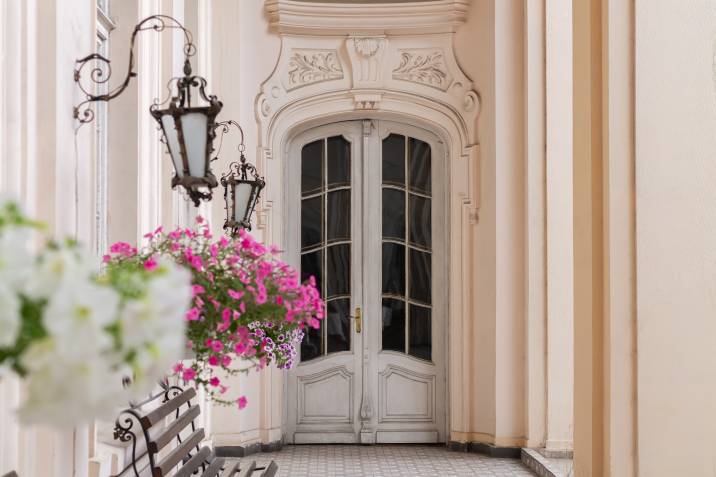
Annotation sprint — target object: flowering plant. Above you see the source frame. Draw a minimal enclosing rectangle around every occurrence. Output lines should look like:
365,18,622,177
0,199,192,426
104,217,324,408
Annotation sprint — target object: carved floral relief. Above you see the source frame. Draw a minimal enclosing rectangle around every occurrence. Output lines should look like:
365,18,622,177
393,49,451,90
286,49,343,90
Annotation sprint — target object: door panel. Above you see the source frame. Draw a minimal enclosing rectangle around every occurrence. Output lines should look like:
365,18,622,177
286,122,364,444
286,120,445,444
365,121,445,444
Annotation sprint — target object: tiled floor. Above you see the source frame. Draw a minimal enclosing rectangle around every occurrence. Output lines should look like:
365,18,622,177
243,445,537,477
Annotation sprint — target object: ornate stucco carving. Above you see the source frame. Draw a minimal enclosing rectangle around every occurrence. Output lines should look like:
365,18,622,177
393,49,452,91
347,36,387,88
285,49,343,91
354,37,383,58
353,93,382,110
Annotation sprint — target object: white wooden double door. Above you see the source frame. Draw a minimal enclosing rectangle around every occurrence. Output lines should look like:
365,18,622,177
285,120,446,444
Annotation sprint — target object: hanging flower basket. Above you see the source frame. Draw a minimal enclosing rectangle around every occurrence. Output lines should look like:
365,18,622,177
104,217,324,409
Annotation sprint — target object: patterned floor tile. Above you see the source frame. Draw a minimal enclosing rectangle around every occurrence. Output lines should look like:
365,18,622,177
242,445,537,477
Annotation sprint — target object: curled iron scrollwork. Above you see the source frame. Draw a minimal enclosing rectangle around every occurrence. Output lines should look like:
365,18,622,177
113,410,143,477
213,120,246,164
73,14,196,124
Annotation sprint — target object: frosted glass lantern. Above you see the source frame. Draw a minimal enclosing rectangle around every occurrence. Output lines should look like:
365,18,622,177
221,155,265,235
151,72,223,206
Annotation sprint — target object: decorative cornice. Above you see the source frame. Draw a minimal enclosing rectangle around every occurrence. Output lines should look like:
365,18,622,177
265,0,470,35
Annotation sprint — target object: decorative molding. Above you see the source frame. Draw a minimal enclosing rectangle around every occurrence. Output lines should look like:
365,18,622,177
354,93,382,110
355,37,382,57
711,39,716,102
378,365,435,423
362,119,373,137
286,49,343,91
360,396,373,421
348,36,387,86
265,0,470,35
297,366,354,424
393,49,451,91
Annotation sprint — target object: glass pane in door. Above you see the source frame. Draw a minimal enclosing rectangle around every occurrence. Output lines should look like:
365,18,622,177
300,136,352,362
381,135,433,361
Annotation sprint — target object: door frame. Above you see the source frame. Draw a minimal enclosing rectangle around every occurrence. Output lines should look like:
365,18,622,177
282,117,450,444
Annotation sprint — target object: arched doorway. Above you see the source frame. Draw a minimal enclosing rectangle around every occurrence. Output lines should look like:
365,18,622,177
255,2,479,447
283,120,448,444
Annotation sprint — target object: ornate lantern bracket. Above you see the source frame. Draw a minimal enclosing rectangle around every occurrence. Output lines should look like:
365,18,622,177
217,121,266,235
73,14,224,207
73,14,195,124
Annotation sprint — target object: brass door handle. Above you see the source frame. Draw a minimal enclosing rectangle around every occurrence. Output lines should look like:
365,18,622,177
352,307,362,334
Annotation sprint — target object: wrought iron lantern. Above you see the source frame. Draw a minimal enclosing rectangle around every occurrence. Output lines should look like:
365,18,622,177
73,15,223,206
216,121,265,235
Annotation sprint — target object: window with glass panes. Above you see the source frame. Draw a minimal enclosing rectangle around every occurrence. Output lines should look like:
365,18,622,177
300,136,352,361
381,134,432,361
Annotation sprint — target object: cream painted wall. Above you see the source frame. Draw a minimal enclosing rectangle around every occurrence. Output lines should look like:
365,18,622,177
454,0,539,447
636,1,716,475
203,0,283,448
545,0,574,452
455,0,498,442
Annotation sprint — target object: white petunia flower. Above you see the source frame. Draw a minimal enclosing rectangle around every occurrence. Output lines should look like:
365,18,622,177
120,258,191,398
0,284,20,348
18,337,128,426
148,258,192,316
127,334,184,399
0,226,35,291
24,245,98,300
42,279,120,358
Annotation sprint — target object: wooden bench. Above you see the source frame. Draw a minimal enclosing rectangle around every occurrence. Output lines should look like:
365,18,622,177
111,385,277,477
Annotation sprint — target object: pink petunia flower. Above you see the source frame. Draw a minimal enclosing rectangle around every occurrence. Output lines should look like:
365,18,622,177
228,289,244,300
185,308,201,321
144,257,158,271
182,368,197,381
210,340,224,353
237,396,248,410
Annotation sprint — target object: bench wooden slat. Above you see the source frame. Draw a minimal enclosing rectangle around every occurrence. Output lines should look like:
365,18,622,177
219,461,240,477
200,457,226,477
236,460,257,477
171,446,211,477
147,404,200,454
153,428,204,477
260,461,278,477
141,388,196,428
